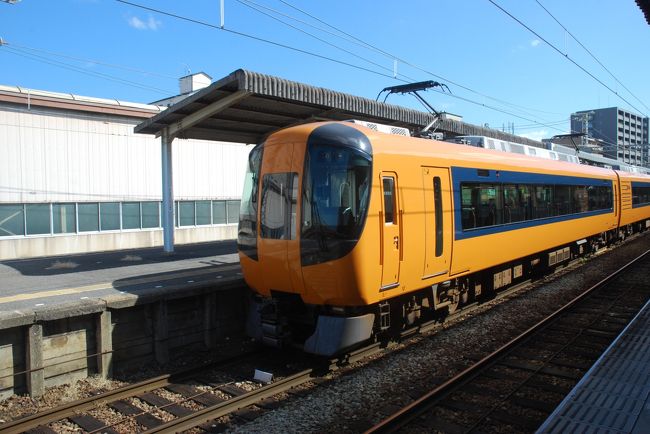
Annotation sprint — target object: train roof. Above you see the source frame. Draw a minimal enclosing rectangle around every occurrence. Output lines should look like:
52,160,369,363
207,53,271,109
356,124,618,179
615,170,650,182
270,121,650,182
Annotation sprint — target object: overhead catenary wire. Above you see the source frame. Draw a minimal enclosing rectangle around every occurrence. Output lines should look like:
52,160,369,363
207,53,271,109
534,0,650,114
277,0,565,119
114,0,401,83
114,0,567,133
1,45,174,96
487,0,648,117
5,42,179,81
235,0,414,81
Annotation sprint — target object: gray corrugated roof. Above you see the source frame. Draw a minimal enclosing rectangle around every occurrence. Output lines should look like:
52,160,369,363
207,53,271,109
135,68,543,147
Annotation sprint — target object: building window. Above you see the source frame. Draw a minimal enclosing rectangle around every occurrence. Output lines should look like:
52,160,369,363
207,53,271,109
53,204,76,234
25,204,51,235
122,202,141,229
213,201,226,224
78,203,99,232
227,200,241,224
196,200,211,225
142,202,160,228
0,204,25,237
100,202,120,231
179,201,196,226
1,199,235,238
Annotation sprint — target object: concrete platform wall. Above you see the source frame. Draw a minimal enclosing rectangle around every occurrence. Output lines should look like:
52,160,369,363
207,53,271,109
0,281,246,400
0,226,238,260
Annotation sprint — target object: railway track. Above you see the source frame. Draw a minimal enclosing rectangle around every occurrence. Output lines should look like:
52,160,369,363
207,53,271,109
0,349,296,434
3,241,645,433
366,249,650,434
1,340,386,433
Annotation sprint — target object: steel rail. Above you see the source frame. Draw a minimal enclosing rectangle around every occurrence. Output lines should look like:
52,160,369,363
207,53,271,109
0,374,171,434
146,369,315,433
365,248,650,433
0,350,262,434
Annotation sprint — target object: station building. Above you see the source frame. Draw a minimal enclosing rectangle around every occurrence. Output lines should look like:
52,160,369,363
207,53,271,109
0,75,252,260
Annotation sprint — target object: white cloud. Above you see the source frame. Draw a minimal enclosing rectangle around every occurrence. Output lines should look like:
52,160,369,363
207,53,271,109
128,15,162,31
530,39,541,47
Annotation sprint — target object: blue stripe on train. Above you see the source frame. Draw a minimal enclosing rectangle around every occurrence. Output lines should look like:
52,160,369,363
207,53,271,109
450,167,614,240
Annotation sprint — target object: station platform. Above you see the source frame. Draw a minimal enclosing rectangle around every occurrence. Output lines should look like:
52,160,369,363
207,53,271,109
537,298,650,433
0,240,243,318
0,241,249,397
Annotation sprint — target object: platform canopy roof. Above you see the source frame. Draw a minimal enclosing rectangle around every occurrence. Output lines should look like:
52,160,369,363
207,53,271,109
135,68,543,147
637,0,650,24
135,69,436,143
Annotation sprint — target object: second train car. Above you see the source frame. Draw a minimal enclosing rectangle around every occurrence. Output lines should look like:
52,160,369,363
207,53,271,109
238,121,650,356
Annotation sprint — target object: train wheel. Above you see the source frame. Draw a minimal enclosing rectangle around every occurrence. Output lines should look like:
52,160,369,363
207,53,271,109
403,297,421,326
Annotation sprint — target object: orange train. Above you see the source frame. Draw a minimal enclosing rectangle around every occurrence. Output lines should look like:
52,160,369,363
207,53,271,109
237,121,650,355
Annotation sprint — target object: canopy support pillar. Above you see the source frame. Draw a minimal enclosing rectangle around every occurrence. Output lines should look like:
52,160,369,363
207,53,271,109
161,128,175,254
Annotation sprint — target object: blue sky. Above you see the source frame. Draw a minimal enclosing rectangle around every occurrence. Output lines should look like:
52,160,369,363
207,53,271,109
1,0,649,141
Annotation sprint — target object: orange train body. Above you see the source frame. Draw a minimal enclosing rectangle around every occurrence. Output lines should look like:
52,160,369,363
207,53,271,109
238,122,650,355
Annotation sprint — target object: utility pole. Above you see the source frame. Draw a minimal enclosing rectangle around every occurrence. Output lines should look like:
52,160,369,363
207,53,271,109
577,111,594,150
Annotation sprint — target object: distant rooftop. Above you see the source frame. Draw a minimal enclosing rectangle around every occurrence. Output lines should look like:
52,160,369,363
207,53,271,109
0,84,163,118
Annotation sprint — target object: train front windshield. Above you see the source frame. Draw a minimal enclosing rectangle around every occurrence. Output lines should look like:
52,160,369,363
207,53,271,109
301,144,371,266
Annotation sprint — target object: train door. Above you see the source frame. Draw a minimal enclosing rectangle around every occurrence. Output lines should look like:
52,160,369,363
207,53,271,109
422,167,452,279
380,172,401,290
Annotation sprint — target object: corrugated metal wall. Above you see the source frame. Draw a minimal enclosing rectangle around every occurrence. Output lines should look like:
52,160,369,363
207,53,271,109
0,103,251,259
0,105,250,204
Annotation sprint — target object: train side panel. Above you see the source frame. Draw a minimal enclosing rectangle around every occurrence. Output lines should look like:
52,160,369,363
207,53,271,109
336,136,619,304
240,129,308,300
450,214,616,277
618,172,650,228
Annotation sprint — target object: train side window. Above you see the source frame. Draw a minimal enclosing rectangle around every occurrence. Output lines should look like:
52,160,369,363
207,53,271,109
572,186,588,213
460,184,478,230
433,177,443,257
261,172,298,240
518,185,533,220
479,184,501,227
383,177,395,224
534,185,553,218
555,185,572,215
503,184,523,223
633,185,650,205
